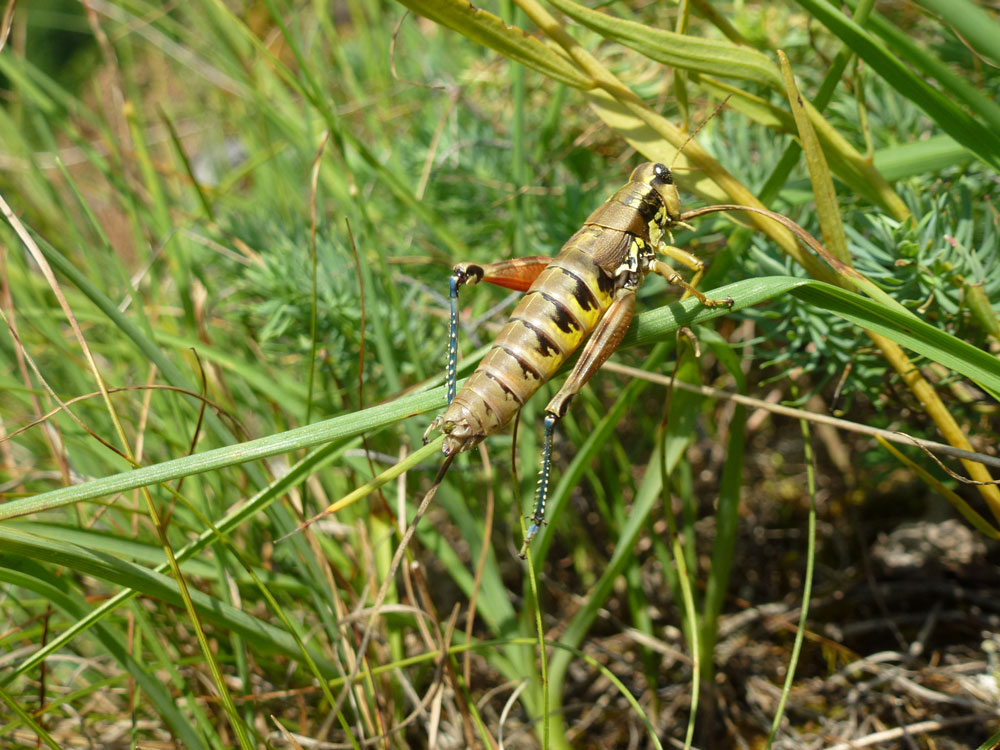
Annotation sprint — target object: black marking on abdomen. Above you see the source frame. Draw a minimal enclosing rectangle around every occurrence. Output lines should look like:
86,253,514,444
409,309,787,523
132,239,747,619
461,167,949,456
555,267,599,312
500,345,542,381
514,317,561,358
595,267,616,296
535,291,580,334
484,370,524,405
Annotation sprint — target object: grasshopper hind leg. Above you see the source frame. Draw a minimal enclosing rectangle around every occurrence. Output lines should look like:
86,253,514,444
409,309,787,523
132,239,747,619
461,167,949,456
519,285,638,558
446,273,461,404
520,413,556,557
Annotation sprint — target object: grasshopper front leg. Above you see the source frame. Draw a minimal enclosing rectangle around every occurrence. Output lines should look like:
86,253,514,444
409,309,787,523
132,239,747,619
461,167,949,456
650,243,734,308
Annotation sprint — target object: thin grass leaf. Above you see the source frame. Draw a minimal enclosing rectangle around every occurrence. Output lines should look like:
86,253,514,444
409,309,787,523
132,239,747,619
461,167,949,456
912,0,1000,67
545,0,783,89
7,276,999,522
793,0,1000,171
0,562,209,749
382,0,594,88
857,1,1000,134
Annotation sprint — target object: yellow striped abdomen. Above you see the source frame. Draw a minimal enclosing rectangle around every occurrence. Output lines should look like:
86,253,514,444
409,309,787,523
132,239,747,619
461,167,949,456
438,226,624,455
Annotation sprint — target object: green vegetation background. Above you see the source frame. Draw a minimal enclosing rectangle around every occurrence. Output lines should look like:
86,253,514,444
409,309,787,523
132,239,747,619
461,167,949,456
1,1,998,748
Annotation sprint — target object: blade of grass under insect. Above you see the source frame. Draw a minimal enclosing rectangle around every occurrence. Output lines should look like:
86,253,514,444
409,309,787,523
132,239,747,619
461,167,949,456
793,0,1000,171
8,276,1000,523
0,375,442,518
14,186,251,745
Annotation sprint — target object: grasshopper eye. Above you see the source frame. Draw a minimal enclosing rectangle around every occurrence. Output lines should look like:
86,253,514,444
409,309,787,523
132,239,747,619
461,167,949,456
652,163,672,184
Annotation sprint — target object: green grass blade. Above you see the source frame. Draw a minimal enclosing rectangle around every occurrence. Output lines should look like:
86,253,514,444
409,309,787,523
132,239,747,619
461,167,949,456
0,525,341,679
393,0,593,88
858,2,1000,134
7,276,999,522
545,0,783,89
793,0,1000,171
913,0,1000,66
0,562,209,749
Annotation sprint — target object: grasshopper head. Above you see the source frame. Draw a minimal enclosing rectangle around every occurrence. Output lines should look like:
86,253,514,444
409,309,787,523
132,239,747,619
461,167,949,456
649,162,681,223
629,162,681,227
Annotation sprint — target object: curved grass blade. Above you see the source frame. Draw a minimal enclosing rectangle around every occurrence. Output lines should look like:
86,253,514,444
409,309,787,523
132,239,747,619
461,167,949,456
793,0,1000,171
545,0,782,89
0,525,342,679
392,0,593,88
912,0,1000,66
0,561,209,749
6,277,998,522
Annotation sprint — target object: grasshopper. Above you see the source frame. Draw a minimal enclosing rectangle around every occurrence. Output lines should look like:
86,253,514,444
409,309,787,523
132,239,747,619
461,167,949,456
424,162,733,555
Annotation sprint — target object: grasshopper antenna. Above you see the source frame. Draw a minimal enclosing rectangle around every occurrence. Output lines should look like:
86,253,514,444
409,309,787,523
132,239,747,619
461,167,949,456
668,94,733,170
